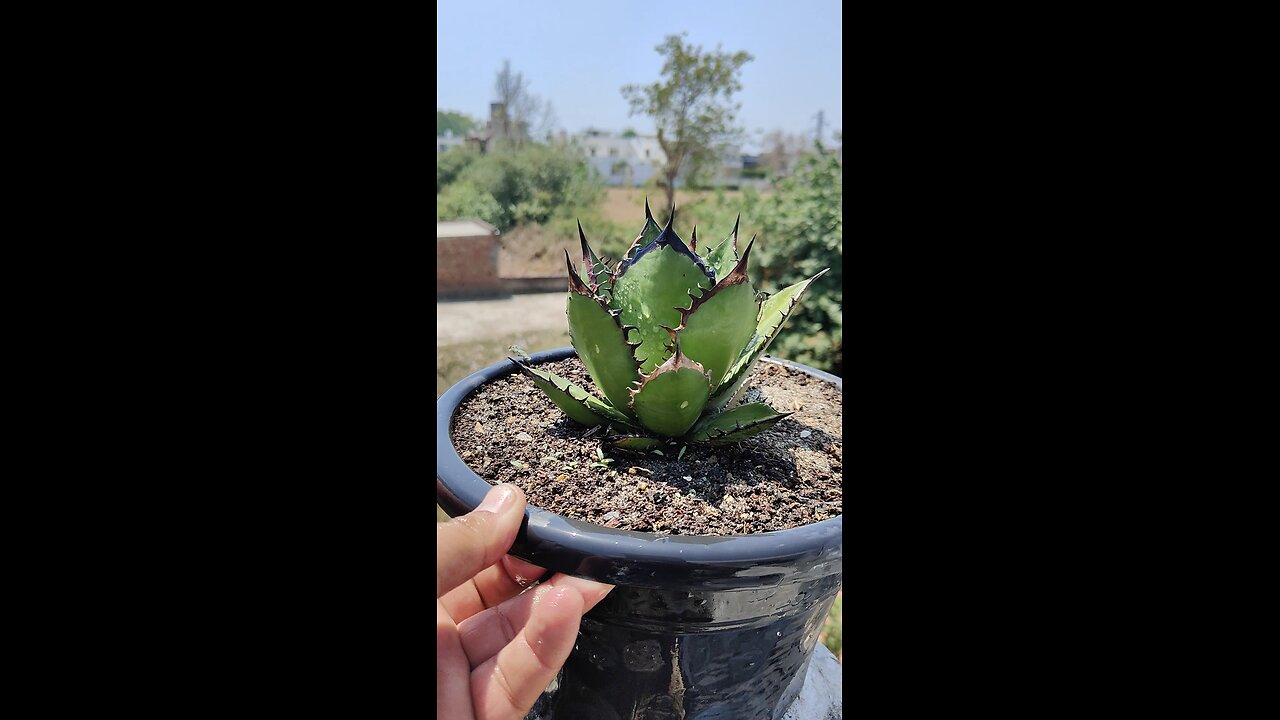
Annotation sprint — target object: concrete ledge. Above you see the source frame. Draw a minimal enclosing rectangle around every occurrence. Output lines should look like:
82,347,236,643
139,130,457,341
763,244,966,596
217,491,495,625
500,276,565,294
780,643,842,719
436,277,563,299
436,286,508,300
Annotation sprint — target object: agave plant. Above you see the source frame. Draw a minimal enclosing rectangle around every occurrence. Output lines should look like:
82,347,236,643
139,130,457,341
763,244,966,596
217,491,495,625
509,201,829,450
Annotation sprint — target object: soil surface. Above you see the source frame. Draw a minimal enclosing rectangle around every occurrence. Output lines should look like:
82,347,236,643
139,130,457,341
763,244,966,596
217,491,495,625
449,357,842,535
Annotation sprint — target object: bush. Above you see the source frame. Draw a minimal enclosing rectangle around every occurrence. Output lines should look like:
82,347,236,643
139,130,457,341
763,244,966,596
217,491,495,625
752,152,842,375
437,147,479,193
436,144,603,232
436,181,502,225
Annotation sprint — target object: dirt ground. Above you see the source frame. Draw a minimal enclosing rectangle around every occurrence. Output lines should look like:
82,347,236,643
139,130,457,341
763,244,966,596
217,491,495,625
436,292,571,397
600,187,761,223
436,292,567,344
497,188,765,278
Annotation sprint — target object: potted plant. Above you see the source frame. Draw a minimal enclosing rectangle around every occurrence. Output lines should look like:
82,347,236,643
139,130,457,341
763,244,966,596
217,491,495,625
437,204,842,720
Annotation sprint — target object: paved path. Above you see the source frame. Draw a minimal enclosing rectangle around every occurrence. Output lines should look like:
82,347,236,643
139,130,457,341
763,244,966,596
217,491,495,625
436,292,566,344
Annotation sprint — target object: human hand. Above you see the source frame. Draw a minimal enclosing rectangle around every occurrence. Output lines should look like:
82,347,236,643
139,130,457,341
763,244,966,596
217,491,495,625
437,484,614,719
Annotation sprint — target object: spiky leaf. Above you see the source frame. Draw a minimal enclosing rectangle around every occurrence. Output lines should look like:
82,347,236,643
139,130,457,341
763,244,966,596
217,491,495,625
619,198,662,265
678,238,758,390
577,220,614,301
510,360,635,428
612,221,714,373
701,214,740,280
612,436,664,451
629,346,712,437
685,402,791,445
567,293,641,414
706,268,830,413
593,258,614,300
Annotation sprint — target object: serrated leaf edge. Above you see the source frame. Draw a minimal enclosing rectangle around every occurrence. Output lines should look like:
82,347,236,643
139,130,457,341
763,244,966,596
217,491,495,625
613,204,715,283
685,410,793,445
675,235,757,331
627,330,712,411
706,267,831,413
508,358,638,429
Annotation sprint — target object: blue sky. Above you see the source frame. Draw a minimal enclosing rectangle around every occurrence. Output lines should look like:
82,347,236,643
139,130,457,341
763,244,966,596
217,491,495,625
437,0,842,148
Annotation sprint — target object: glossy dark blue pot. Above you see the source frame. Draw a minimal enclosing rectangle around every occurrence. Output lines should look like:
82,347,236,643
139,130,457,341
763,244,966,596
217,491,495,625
438,347,842,720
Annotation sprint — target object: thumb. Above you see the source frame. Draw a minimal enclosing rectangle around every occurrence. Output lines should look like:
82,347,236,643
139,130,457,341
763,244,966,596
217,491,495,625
437,484,526,598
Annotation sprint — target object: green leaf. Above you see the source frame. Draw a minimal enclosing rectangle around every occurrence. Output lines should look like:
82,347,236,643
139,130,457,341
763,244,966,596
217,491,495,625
510,360,635,428
612,223,714,373
678,238,759,390
593,259,613,301
612,436,663,451
707,268,830,414
700,214,740,280
687,401,785,436
629,346,712,437
566,289,642,415
685,402,791,445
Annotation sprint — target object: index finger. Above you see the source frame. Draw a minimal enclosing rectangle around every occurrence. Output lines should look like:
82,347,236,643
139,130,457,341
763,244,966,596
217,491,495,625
437,484,526,598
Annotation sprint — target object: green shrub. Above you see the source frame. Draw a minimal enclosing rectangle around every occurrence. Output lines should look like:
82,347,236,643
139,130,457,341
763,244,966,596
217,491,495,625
437,147,479,193
679,151,842,374
437,144,603,231
752,152,842,374
436,181,502,224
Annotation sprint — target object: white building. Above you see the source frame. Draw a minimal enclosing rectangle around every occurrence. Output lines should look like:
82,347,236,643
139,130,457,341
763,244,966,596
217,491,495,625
574,130,666,187
572,130,764,188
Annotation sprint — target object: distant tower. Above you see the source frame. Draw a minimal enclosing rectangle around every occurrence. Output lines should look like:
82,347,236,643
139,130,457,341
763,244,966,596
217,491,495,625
491,102,509,142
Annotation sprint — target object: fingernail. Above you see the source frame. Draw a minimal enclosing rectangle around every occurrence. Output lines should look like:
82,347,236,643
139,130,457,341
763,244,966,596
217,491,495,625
477,484,517,514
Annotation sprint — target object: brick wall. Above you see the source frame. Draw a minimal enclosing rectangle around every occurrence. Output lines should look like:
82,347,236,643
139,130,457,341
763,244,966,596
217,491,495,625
437,235,503,298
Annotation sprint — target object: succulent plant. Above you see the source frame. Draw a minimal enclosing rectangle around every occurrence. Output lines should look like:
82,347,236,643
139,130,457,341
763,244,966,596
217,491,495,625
509,201,829,450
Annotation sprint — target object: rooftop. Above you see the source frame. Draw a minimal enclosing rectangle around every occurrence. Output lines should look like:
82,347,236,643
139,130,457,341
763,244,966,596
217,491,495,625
436,220,499,238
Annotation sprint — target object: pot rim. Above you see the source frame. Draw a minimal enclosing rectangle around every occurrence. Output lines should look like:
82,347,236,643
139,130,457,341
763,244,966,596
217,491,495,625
437,346,842,587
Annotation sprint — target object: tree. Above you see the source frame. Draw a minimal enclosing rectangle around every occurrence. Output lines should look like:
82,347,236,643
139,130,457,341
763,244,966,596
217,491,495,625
436,110,475,138
493,60,556,149
622,34,752,210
